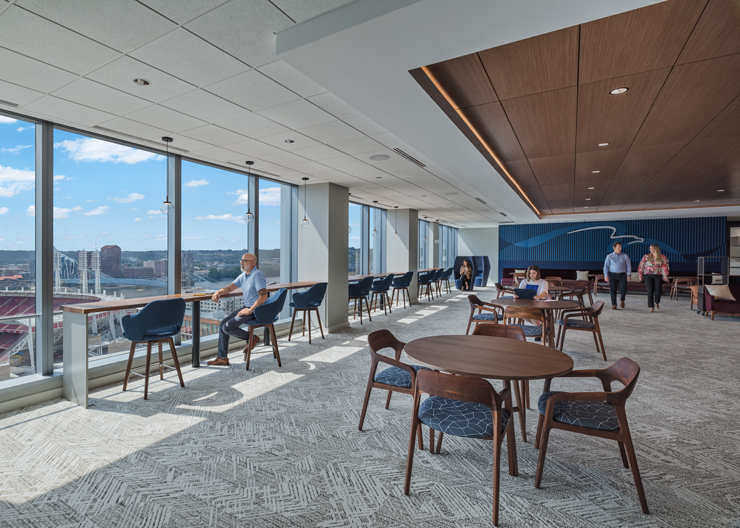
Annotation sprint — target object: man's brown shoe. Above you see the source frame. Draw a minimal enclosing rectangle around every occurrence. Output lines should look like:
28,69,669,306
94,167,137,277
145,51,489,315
612,305,617,310
620,300,625,308
207,357,230,366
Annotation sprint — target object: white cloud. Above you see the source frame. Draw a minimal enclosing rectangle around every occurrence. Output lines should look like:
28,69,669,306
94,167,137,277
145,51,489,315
86,199,94,202
0,144,31,154
231,188,248,205
55,137,162,164
53,207,73,219
185,179,209,188
16,126,30,132
0,165,34,197
194,213,242,223
112,192,144,203
0,116,17,124
147,209,162,215
26,205,35,217
134,217,142,222
259,187,281,206
0,207,8,215
72,206,82,211
84,205,109,216
53,175,65,181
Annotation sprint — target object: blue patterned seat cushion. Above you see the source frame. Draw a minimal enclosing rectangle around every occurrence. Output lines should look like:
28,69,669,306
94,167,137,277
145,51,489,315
374,365,431,389
419,396,509,439
472,312,502,321
556,318,595,329
511,324,549,336
538,391,620,432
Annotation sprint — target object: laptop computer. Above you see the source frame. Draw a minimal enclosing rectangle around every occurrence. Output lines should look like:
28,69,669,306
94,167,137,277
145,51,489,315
514,288,538,299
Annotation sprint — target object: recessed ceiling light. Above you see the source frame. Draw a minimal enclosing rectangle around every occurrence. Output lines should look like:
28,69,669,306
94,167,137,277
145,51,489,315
375,176,382,179
369,154,390,161
586,198,591,201
445,192,458,196
694,200,700,202
592,170,600,174
610,87,629,95
284,139,294,144
598,142,610,147
588,187,595,190
584,206,589,209
133,78,150,86
717,189,725,192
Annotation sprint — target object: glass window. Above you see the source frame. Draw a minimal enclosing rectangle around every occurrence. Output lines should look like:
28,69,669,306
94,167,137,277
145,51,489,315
258,179,282,285
418,220,430,269
348,203,361,275
52,129,166,367
0,114,36,380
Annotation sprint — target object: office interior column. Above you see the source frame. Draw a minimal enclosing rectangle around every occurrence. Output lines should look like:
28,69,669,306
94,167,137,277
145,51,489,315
386,208,419,302
431,222,440,268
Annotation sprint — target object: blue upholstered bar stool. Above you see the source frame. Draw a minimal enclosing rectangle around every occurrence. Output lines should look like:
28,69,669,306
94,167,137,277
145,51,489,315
121,298,186,400
432,268,444,295
417,271,434,301
288,282,327,344
349,276,374,324
370,274,394,316
243,288,288,370
441,267,454,294
391,271,413,308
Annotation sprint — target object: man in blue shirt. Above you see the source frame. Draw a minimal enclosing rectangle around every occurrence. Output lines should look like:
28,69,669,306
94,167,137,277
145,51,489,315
207,253,268,366
603,242,631,310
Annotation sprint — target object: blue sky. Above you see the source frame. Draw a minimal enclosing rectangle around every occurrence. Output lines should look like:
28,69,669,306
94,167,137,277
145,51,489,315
0,115,284,252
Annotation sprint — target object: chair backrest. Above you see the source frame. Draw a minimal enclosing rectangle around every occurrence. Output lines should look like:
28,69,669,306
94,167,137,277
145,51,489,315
418,271,432,284
601,358,641,406
292,282,327,309
121,298,187,342
433,269,443,281
504,305,545,323
349,276,374,297
254,288,287,324
394,270,413,287
416,369,506,412
368,329,406,362
689,285,698,302
444,267,454,279
587,300,604,317
467,294,485,313
372,274,394,291
472,324,526,341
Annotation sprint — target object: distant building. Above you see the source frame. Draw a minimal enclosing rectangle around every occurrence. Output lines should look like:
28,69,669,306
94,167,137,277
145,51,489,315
182,251,194,272
100,245,122,277
143,259,167,277
124,267,154,279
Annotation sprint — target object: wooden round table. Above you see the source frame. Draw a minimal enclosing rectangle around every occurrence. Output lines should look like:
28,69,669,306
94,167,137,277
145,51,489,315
490,298,580,347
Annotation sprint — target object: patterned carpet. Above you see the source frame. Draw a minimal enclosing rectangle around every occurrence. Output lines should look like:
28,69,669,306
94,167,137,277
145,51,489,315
0,287,738,527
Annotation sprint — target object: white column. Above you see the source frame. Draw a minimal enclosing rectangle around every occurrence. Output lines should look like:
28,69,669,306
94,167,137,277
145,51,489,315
386,208,419,302
431,222,440,268
297,183,349,333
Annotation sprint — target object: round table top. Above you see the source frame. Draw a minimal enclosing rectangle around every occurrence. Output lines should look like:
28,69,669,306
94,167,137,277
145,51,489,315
547,285,571,292
489,298,580,310
405,335,574,381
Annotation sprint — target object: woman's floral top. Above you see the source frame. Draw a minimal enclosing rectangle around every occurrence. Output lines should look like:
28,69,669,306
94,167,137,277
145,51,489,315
638,254,669,280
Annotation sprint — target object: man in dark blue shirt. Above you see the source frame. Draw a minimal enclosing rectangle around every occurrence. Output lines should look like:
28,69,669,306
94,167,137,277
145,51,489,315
603,242,631,309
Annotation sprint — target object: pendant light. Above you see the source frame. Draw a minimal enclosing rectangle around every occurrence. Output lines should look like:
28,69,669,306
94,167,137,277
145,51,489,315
300,177,309,228
243,161,255,224
393,206,398,237
371,201,378,237
160,137,174,215
348,225,352,234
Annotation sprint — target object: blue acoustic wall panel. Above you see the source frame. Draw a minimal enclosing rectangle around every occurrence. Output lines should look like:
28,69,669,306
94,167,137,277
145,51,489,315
499,217,726,281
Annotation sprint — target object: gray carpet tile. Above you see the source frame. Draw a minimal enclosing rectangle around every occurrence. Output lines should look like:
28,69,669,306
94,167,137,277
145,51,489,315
0,288,738,527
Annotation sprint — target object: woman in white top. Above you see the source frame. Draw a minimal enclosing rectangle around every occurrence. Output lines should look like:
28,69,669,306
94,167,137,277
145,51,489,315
516,265,550,300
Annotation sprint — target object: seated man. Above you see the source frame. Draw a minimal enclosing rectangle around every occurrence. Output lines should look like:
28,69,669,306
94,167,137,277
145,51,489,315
207,253,268,366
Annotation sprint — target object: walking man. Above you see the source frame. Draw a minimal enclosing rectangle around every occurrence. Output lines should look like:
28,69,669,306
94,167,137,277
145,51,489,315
603,241,631,310
207,253,267,366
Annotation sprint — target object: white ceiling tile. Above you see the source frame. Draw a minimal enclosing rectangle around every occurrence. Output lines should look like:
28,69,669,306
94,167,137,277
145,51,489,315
24,96,115,126
358,149,405,164
130,28,249,87
331,136,384,155
94,116,169,143
0,80,44,106
19,0,176,53
138,0,230,25
256,150,306,166
185,0,292,68
290,144,344,161
344,115,388,136
298,120,363,143
161,89,253,123
223,155,277,171
205,70,299,112
306,92,361,119
258,99,335,129
282,160,330,174
125,104,206,133
52,78,152,115
166,134,213,153
217,112,288,138
258,131,319,151
257,60,325,97
370,132,408,149
320,156,372,172
0,6,119,75
270,0,355,23
194,147,247,163
180,124,248,147
0,47,78,93
224,138,284,158
86,56,195,103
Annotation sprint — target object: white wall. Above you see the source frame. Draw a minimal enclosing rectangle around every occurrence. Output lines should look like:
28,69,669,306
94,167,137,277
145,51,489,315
457,227,499,286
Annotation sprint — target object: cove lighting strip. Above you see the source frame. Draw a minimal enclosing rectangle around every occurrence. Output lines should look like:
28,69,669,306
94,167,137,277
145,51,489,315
421,66,541,217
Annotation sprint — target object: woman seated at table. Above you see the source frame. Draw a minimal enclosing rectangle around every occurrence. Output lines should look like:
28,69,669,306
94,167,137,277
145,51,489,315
514,265,550,332
459,259,472,291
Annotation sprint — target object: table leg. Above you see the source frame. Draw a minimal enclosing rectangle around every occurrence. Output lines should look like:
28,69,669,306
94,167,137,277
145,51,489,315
192,301,201,368
62,311,90,408
503,380,518,476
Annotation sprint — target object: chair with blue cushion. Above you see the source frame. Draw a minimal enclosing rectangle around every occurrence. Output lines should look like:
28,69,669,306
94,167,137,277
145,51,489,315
404,369,516,526
465,295,503,335
391,271,413,309
370,274,394,316
417,271,435,301
441,267,454,294
503,305,550,344
288,282,327,344
358,330,430,451
432,268,444,296
535,358,648,514
349,276,374,324
555,301,606,360
242,288,287,370
122,298,186,400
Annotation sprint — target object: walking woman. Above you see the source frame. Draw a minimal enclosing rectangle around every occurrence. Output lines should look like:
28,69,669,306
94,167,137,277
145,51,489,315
638,244,670,312
459,259,472,291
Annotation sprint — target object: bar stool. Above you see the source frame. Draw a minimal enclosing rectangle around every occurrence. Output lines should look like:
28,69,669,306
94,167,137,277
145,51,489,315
289,282,327,344
349,276,374,324
391,271,414,308
243,288,288,370
370,274,394,315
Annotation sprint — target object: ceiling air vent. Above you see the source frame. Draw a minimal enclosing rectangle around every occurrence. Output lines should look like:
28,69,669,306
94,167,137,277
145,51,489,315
500,213,508,217
392,148,426,168
475,197,487,205
92,126,190,153
499,220,514,224
0,99,19,107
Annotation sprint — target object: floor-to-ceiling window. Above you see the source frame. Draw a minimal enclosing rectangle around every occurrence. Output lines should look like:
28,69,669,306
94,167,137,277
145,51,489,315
348,203,361,276
350,202,385,276
418,219,430,269
439,224,458,268
0,114,35,379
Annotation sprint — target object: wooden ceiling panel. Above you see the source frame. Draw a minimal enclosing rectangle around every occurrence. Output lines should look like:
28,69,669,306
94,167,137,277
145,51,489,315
574,182,609,209
502,87,576,159
539,183,574,212
478,26,578,100
529,154,574,186
578,0,707,84
576,68,670,153
459,102,525,161
604,142,686,200
575,148,628,182
634,54,740,146
506,160,551,214
698,95,740,140
677,0,740,64
657,137,740,177
425,53,498,109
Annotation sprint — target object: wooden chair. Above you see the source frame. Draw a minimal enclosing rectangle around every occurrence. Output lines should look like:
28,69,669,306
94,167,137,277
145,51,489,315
473,324,530,442
466,295,503,335
560,285,591,312
555,301,607,361
358,330,427,450
545,277,562,287
535,358,649,514
405,369,516,526
592,274,608,295
689,285,699,311
495,283,515,299
503,305,549,344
